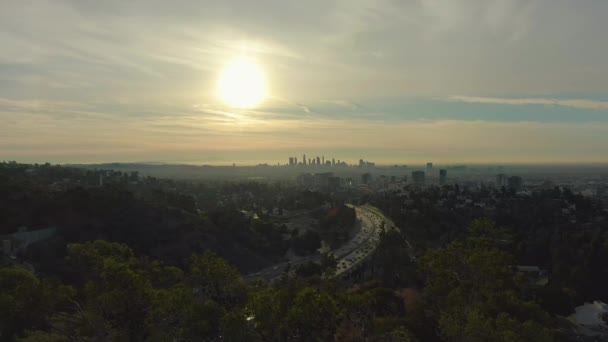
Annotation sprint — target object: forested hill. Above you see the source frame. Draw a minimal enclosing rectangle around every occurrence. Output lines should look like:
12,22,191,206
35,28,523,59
0,162,319,273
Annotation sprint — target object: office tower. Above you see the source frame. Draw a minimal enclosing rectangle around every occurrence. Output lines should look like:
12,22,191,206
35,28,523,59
295,157,298,164
359,159,364,167
361,173,372,185
289,157,294,166
496,174,507,187
332,158,335,166
308,158,311,165
322,156,325,165
507,176,523,191
439,169,447,185
316,156,321,166
303,154,306,166
426,162,433,172
412,171,425,185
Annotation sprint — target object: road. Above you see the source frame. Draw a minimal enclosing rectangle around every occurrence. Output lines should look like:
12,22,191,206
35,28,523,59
245,204,401,281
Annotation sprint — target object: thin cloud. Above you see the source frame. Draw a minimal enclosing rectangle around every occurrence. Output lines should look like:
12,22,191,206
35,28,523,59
445,96,608,110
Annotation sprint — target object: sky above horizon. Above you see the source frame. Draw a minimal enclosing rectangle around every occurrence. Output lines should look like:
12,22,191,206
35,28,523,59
2,0,608,165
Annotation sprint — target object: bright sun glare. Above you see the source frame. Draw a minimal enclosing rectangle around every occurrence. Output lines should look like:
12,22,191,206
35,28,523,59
218,57,267,109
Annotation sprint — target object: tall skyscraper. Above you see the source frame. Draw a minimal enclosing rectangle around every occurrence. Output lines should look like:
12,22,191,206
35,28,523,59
426,162,433,172
412,171,425,185
295,157,298,164
289,157,294,165
332,158,335,166
303,154,306,166
439,169,447,185
322,156,325,165
316,156,321,166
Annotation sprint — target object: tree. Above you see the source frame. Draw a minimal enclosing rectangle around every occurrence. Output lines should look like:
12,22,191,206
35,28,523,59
189,252,247,308
0,267,74,342
375,229,416,287
321,251,337,277
0,267,47,341
286,287,342,341
420,219,556,341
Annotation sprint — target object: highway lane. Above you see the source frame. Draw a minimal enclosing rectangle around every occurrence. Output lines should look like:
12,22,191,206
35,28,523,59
245,204,404,281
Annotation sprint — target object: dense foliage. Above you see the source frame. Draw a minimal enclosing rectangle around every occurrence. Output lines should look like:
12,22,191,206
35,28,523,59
2,162,604,341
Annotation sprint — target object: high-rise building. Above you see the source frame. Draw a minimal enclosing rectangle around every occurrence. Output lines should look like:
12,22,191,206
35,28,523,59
361,173,372,185
426,162,433,172
439,169,447,185
322,156,325,165
289,157,294,166
496,174,507,187
308,158,311,165
303,154,307,166
507,176,523,191
332,158,335,166
412,171,425,185
316,156,321,166
295,157,298,164
359,159,364,167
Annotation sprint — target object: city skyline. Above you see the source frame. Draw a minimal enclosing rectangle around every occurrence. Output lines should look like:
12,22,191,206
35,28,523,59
2,1,608,164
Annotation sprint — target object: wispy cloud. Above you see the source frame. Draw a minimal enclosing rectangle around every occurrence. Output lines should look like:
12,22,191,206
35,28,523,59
445,96,608,110
1,1,608,164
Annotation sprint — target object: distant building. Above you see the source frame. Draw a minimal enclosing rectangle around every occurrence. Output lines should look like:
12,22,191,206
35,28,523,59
294,157,298,164
332,158,335,166
316,156,321,166
426,162,433,172
378,175,388,188
296,173,313,187
361,173,372,185
314,172,333,188
328,176,340,190
359,159,364,167
412,171,425,185
496,174,507,188
439,169,447,185
289,157,294,166
0,226,57,256
507,176,523,191
303,154,307,166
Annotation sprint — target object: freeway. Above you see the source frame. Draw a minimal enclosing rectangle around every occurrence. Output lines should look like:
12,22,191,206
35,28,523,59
246,204,402,281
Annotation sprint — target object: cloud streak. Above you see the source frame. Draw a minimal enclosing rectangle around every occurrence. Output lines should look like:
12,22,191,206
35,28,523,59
445,96,608,110
1,1,608,163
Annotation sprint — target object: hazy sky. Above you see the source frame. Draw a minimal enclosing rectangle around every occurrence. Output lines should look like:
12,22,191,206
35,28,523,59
2,0,608,165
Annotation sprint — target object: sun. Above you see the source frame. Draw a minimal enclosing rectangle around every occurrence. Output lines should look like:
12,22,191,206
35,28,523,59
218,57,267,108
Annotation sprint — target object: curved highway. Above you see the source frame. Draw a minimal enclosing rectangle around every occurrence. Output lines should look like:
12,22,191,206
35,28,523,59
246,204,405,281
